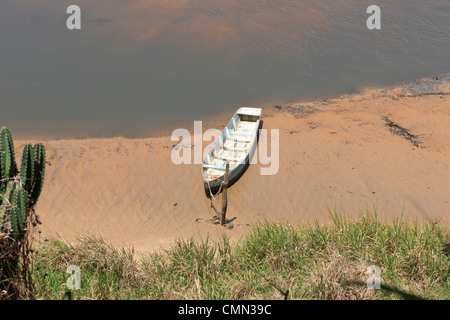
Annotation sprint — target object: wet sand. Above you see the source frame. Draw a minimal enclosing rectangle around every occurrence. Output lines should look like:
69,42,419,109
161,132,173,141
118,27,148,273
16,74,450,252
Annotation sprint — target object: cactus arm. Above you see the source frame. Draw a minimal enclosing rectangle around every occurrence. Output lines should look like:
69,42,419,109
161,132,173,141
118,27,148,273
20,143,35,195
14,189,27,231
9,207,20,239
31,143,45,205
0,127,12,192
1,127,18,177
4,127,17,176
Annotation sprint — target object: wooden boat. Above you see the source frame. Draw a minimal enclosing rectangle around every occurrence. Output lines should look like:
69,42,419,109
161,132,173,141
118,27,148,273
203,107,262,195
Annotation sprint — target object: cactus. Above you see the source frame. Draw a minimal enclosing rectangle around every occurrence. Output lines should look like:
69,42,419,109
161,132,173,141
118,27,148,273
14,189,27,232
9,207,21,238
0,127,18,193
31,143,45,205
0,127,46,299
0,127,45,243
20,143,35,196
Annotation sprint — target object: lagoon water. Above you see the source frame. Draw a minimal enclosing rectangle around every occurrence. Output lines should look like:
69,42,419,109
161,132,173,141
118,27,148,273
1,0,449,138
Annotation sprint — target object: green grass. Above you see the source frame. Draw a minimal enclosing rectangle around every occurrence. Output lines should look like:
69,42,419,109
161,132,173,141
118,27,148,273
31,212,449,300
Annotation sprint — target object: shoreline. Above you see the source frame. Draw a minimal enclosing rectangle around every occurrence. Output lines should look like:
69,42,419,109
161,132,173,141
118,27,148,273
16,72,450,143
15,73,450,253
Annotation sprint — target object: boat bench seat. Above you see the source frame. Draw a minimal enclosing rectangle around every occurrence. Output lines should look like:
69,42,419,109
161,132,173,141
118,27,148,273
231,136,252,143
225,145,247,152
217,155,243,162
231,131,254,137
203,164,227,170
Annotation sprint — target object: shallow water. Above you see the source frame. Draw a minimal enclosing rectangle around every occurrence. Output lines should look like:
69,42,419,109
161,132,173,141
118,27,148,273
1,0,449,138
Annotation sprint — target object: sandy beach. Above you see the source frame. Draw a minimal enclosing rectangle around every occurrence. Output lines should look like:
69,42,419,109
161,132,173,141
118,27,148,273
16,74,450,253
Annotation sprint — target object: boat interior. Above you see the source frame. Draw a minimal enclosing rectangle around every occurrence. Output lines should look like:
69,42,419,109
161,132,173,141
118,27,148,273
203,111,260,182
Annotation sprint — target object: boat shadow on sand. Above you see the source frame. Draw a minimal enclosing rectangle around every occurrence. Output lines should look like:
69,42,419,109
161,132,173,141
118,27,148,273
203,120,263,199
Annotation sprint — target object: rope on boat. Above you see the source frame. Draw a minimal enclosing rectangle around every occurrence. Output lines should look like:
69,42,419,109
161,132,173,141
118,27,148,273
206,179,223,200
206,180,225,219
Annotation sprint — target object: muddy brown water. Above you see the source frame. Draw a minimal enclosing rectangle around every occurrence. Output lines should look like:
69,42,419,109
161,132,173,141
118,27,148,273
1,0,449,138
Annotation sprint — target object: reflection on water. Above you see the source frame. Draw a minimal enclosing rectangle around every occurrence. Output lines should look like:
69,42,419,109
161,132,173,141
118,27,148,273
1,0,449,138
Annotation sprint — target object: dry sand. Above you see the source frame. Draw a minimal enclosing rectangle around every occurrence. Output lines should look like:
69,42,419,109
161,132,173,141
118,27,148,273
16,74,450,253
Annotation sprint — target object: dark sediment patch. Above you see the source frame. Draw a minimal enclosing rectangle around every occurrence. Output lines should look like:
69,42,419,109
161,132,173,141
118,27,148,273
393,73,450,97
382,117,422,148
287,104,319,118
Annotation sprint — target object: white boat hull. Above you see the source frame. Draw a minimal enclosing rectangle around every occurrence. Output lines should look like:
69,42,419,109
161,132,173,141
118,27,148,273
202,107,261,196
